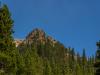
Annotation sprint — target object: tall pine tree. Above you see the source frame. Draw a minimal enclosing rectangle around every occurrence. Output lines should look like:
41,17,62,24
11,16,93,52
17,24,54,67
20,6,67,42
0,4,17,75
82,49,87,75
94,41,100,75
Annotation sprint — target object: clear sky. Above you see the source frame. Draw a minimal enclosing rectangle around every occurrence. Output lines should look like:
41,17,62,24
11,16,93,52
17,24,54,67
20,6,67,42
1,0,100,57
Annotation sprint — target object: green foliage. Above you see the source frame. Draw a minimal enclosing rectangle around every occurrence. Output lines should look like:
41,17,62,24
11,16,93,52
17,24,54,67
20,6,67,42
43,59,52,75
82,49,87,75
0,4,17,75
0,3,95,75
94,41,100,75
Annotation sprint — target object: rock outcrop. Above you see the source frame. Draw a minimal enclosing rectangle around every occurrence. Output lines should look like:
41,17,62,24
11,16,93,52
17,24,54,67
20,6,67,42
15,28,57,47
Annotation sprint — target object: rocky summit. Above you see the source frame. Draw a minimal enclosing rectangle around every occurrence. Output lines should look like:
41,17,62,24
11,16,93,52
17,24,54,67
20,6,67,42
15,28,57,47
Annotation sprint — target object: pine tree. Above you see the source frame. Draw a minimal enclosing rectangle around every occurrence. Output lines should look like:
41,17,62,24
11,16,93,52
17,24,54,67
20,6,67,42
0,4,17,75
75,64,82,75
16,49,25,75
75,53,83,75
68,48,76,75
87,56,94,75
94,41,100,75
43,58,52,75
82,49,87,75
76,53,81,66
20,43,44,75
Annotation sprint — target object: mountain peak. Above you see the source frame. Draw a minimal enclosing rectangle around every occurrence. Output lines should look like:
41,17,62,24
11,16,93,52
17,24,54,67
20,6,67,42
25,28,57,45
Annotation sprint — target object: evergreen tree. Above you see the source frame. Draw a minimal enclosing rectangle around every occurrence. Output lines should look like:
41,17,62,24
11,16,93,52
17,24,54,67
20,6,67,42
0,4,17,75
0,3,97,75
22,43,44,75
16,51,25,75
87,56,94,75
76,53,81,66
68,48,76,75
82,49,87,75
75,64,82,75
94,41,100,75
43,58,52,75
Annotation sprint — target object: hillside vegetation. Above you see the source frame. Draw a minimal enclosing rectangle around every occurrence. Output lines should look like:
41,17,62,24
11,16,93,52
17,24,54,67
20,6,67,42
0,4,100,75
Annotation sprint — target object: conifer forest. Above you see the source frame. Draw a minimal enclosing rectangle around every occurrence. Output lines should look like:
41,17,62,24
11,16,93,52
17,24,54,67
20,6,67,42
0,4,100,75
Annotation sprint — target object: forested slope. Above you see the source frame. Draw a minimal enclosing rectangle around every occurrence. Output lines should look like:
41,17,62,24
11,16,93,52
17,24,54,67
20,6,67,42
0,4,96,75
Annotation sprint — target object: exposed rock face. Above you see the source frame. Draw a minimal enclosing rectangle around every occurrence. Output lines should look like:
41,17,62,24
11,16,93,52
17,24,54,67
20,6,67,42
25,28,46,44
14,40,23,47
25,28,57,45
47,36,57,44
14,28,57,47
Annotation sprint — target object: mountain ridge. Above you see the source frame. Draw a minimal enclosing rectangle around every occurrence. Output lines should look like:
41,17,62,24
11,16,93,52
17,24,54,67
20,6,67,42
15,28,58,47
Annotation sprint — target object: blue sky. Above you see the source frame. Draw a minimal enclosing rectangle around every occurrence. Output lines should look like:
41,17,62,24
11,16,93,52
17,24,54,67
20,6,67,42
1,0,100,57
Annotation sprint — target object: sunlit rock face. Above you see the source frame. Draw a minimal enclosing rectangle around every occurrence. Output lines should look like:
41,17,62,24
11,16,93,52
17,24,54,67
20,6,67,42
26,28,46,44
14,28,57,47
25,28,57,45
14,40,23,47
